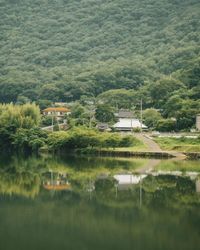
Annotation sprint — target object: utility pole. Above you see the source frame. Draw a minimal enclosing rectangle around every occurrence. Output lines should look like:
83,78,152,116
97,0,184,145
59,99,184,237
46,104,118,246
51,113,54,132
139,176,142,208
52,103,56,132
89,111,92,128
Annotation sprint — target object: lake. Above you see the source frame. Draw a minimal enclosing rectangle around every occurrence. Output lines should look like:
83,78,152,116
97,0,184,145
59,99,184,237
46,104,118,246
0,154,200,250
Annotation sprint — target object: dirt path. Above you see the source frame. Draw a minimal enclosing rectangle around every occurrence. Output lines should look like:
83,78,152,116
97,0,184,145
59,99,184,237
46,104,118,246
135,133,187,160
135,134,162,152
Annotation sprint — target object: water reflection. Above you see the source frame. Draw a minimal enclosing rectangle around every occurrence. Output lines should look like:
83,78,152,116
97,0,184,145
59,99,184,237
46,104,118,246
196,179,200,193
114,174,147,189
0,154,199,201
43,172,71,191
0,154,200,250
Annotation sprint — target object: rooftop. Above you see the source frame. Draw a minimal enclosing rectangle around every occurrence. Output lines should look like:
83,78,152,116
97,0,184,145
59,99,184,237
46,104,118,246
115,109,134,118
43,107,70,112
113,118,147,129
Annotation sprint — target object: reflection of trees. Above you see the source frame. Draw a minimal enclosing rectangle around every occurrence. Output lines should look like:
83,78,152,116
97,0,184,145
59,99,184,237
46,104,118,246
141,175,198,209
0,155,46,198
95,178,116,192
77,174,200,209
0,153,199,208
0,172,41,198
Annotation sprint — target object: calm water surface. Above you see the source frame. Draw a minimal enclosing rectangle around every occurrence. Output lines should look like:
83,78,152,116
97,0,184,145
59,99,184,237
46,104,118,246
0,154,200,250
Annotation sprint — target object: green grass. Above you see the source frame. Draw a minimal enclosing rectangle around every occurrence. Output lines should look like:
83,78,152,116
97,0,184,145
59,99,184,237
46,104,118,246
154,137,200,152
155,160,200,172
108,136,147,152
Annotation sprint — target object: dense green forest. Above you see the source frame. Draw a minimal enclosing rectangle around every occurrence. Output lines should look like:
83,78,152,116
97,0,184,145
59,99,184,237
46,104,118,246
0,0,199,128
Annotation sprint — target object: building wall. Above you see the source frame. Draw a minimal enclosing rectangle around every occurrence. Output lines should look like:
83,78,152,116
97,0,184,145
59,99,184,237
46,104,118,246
196,115,200,131
43,111,67,116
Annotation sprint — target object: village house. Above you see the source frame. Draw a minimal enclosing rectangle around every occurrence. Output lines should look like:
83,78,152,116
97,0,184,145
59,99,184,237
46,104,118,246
42,107,71,120
113,109,147,131
113,118,147,131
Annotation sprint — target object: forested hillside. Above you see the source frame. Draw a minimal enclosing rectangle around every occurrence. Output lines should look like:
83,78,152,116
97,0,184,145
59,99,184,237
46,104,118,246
0,0,199,112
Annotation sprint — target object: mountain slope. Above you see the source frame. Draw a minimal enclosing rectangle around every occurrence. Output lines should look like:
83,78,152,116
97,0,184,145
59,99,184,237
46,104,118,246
0,0,199,102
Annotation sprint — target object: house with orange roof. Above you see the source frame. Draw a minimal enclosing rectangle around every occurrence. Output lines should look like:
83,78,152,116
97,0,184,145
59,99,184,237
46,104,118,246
42,107,71,120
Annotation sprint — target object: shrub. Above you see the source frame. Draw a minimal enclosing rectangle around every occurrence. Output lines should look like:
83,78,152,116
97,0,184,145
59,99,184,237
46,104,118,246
156,119,176,132
118,136,134,147
12,127,48,151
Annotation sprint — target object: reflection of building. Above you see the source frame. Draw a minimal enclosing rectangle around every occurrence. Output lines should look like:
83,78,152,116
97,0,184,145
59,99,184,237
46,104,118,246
43,172,71,191
114,174,147,190
42,107,71,120
196,179,200,193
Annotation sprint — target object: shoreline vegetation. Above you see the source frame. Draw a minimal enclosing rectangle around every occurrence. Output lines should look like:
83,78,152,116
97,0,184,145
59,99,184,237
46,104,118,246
0,103,199,160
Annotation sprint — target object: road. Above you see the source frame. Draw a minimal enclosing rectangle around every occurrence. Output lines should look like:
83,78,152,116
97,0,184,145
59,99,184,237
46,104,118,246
135,133,186,160
135,133,162,152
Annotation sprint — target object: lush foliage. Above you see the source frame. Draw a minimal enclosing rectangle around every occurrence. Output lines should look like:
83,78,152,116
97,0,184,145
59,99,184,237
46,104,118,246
0,103,42,150
12,128,48,151
47,127,136,150
0,0,199,130
95,104,116,123
143,109,162,129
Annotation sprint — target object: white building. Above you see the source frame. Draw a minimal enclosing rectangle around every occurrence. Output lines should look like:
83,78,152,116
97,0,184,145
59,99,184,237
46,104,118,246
113,118,147,131
42,107,71,120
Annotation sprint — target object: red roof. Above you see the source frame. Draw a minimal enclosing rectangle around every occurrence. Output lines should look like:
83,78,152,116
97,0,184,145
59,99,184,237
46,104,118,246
43,107,70,112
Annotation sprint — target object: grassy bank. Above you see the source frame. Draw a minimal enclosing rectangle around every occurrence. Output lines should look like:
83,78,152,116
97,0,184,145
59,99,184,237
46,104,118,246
154,137,200,152
155,160,200,172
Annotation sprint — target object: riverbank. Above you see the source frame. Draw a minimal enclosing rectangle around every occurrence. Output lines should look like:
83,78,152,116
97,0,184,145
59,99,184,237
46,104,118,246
153,136,200,152
74,148,175,159
39,131,200,160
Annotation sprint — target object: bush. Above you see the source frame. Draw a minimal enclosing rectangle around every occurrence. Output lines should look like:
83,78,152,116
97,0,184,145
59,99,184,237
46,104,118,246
118,136,134,147
133,127,142,133
156,119,176,132
46,128,135,151
103,134,121,149
47,131,70,150
41,116,53,126
12,127,48,151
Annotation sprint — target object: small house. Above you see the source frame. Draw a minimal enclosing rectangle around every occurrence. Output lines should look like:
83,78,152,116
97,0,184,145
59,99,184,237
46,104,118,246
113,118,147,131
43,107,70,120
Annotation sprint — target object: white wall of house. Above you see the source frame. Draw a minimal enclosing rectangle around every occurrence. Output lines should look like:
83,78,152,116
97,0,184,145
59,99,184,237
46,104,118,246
196,115,200,131
113,118,147,131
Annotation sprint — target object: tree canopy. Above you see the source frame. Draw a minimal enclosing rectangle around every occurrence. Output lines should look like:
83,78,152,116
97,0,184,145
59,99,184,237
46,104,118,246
0,0,199,102
0,0,199,130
